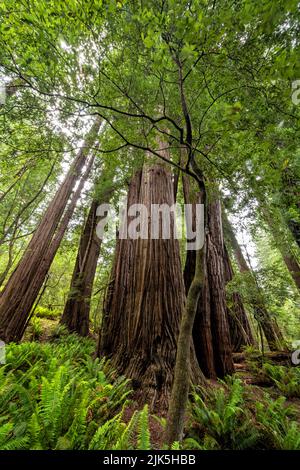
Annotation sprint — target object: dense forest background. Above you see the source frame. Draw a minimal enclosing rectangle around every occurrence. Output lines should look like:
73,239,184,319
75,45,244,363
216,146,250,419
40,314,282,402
0,0,299,451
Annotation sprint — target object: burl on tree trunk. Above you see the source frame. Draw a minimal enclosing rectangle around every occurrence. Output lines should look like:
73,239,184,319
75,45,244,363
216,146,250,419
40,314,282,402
98,164,202,410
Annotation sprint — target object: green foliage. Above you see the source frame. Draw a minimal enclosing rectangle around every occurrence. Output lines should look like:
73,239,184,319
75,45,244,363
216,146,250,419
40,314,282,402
89,405,151,450
0,0,299,452
262,363,300,398
185,376,300,450
186,378,259,450
29,316,42,340
243,346,267,374
137,404,151,450
33,306,61,319
0,336,132,450
256,396,300,450
1,338,300,451
0,420,29,450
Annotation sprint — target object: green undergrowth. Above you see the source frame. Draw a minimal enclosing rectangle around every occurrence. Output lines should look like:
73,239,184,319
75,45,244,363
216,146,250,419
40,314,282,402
33,306,61,320
183,376,300,450
0,334,136,449
0,336,299,450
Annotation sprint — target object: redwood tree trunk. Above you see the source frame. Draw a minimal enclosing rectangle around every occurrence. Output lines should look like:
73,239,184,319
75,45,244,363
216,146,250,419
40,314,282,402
281,253,300,291
182,175,234,377
261,206,300,292
223,244,255,351
205,200,234,377
98,162,202,409
281,167,300,249
60,177,112,336
222,209,286,351
0,118,100,342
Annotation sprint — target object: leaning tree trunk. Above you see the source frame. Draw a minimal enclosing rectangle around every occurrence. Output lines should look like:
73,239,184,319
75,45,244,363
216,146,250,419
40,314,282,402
222,209,286,351
0,153,95,342
99,160,203,410
0,118,101,342
60,177,113,336
281,253,300,291
165,233,206,445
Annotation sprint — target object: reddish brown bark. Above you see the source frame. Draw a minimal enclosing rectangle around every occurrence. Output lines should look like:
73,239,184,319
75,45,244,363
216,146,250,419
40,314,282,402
0,118,101,342
205,200,235,377
182,175,234,377
98,161,202,410
223,245,255,352
192,242,216,378
60,199,100,336
60,176,113,337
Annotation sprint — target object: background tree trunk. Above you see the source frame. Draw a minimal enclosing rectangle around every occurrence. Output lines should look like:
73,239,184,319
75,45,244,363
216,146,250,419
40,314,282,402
60,199,102,336
60,164,114,336
259,205,300,292
281,167,300,248
222,209,286,351
223,244,255,351
0,118,100,342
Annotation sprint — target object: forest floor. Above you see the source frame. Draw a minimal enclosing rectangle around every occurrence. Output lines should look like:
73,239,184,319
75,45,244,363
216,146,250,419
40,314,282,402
233,353,300,418
17,318,300,449
26,317,300,418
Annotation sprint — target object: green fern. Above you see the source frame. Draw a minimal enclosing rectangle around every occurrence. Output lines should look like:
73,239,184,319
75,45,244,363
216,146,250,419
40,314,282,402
137,404,151,450
188,377,259,450
0,422,29,450
171,441,181,450
0,336,132,450
113,410,139,450
256,395,300,449
263,363,300,398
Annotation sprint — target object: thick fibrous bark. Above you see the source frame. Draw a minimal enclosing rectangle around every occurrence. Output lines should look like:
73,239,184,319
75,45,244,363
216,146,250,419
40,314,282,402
204,200,235,377
99,162,202,409
0,118,101,342
60,199,102,336
223,210,286,351
223,244,255,352
182,174,234,378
